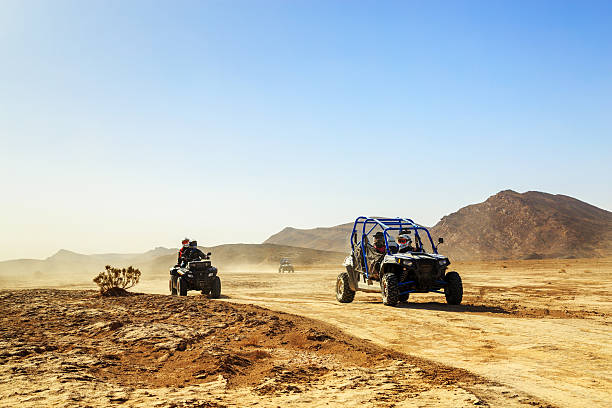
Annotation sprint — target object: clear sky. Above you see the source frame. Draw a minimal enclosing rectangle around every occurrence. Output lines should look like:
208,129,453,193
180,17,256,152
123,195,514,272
1,0,611,260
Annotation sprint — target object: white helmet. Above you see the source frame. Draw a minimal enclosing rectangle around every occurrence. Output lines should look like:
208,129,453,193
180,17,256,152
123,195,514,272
397,234,412,251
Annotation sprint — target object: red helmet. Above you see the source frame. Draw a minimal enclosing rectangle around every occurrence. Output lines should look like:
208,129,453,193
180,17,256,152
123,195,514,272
182,238,190,247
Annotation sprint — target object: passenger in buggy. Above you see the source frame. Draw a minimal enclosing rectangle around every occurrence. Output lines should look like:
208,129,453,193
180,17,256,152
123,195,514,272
373,232,387,254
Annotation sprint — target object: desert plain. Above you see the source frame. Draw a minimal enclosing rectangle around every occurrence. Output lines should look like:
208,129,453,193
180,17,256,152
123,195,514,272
1,257,611,407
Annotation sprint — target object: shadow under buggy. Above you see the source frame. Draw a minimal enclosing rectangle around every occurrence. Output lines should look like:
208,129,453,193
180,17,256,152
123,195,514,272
336,217,463,306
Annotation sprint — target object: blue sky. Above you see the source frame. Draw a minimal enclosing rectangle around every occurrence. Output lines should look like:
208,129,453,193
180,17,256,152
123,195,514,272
1,0,611,260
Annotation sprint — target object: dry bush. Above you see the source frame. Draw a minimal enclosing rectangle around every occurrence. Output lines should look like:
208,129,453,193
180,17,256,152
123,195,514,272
93,265,141,295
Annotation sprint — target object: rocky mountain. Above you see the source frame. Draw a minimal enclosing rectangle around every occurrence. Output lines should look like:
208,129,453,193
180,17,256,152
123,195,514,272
263,190,612,261
430,190,612,261
264,224,353,253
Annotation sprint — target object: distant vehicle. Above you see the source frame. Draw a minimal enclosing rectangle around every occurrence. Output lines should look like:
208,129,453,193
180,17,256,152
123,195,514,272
278,258,295,273
169,252,221,298
336,217,462,306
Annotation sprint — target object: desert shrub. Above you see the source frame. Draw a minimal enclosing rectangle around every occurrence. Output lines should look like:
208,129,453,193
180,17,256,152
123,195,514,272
93,265,141,295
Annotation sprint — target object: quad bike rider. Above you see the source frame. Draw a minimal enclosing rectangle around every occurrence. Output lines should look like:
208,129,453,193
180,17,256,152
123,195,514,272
170,239,221,298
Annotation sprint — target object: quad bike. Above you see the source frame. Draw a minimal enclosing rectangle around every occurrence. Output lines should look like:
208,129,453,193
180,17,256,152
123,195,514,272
336,217,463,307
169,252,221,298
278,258,295,273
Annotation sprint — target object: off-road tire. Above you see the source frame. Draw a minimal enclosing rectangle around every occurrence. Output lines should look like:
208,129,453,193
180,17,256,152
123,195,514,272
444,271,463,305
336,272,355,303
399,293,410,303
169,276,177,296
177,277,188,296
381,273,399,306
210,276,221,299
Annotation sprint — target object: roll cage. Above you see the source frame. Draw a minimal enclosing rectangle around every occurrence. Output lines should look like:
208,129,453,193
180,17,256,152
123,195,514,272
350,217,438,255
350,217,441,279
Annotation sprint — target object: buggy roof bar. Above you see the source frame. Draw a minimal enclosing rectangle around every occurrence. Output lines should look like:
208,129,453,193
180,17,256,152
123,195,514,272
350,216,438,255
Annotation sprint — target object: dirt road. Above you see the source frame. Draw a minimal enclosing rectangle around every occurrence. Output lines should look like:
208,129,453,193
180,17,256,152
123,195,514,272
137,258,612,408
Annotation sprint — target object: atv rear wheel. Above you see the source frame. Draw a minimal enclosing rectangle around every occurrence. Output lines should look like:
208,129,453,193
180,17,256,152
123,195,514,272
381,273,399,306
444,271,463,305
177,277,188,296
169,276,177,296
210,276,221,299
336,272,355,303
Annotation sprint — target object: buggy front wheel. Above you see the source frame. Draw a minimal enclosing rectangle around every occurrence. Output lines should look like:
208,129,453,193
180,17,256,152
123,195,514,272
336,272,355,303
381,273,399,306
444,271,463,305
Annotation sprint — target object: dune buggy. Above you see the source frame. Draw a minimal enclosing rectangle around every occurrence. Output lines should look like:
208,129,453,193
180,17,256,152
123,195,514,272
336,217,462,306
278,258,295,273
169,252,221,298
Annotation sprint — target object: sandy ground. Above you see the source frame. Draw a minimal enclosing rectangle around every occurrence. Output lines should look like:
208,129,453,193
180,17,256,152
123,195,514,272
0,290,548,408
3,258,611,407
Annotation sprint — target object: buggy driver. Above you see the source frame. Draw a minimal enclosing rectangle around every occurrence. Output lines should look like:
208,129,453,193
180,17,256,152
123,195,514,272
397,233,415,253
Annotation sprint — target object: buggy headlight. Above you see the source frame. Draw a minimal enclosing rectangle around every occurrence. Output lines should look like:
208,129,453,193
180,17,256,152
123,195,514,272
438,259,447,266
397,258,413,267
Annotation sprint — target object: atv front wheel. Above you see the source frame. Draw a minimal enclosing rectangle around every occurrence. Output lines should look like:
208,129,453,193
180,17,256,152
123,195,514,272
210,276,221,299
336,272,355,303
169,276,177,296
444,271,463,305
381,273,399,306
177,277,188,296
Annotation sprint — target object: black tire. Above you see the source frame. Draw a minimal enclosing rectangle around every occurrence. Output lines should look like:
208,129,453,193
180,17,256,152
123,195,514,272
201,287,210,295
336,272,355,303
169,276,177,296
444,271,463,305
210,276,221,299
381,273,399,306
177,277,188,296
399,293,410,303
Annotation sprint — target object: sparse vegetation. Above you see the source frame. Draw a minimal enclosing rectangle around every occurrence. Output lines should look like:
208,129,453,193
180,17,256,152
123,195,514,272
93,265,141,296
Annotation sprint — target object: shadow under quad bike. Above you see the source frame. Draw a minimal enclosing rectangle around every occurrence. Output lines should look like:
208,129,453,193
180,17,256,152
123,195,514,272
336,217,463,307
169,252,221,298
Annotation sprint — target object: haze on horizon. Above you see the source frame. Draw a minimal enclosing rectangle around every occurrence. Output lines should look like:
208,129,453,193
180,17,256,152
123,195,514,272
1,1,611,261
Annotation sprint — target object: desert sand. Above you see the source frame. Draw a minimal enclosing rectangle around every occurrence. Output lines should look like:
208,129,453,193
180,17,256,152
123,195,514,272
1,258,610,407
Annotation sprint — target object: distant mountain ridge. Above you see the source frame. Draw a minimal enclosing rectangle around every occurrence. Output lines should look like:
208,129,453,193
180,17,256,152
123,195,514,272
0,244,344,285
264,224,353,253
263,190,612,261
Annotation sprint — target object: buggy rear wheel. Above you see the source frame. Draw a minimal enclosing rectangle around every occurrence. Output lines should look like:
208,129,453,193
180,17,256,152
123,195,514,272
177,277,188,296
381,273,399,306
444,271,463,305
169,276,177,296
336,272,355,303
210,276,221,299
